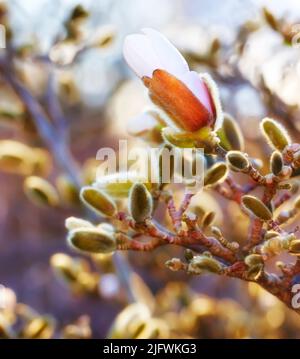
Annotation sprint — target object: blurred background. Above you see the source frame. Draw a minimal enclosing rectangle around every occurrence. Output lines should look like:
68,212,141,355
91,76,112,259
1,0,300,338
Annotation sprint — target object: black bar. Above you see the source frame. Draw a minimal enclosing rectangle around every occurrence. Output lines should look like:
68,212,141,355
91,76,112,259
0,339,298,357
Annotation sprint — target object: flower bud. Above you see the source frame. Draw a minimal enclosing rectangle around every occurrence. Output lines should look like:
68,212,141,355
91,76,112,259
21,316,55,339
108,303,151,339
289,239,300,257
80,186,117,217
204,162,227,186
226,151,249,172
245,254,264,267
270,151,283,176
217,113,244,151
24,176,59,207
188,255,222,275
68,228,116,254
242,195,272,221
260,117,291,151
128,183,153,223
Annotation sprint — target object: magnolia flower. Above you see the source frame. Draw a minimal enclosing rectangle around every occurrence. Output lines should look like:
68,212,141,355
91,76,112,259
123,28,222,133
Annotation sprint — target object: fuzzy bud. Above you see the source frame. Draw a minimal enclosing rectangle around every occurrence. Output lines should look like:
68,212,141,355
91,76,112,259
80,186,117,217
128,183,153,223
68,228,116,254
289,239,300,257
204,162,227,186
188,255,222,275
260,118,291,151
217,113,244,151
270,151,283,176
242,195,273,221
24,176,59,207
226,151,249,172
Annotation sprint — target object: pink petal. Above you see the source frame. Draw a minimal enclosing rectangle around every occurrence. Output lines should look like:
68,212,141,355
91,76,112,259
123,34,162,78
142,28,189,77
178,71,214,115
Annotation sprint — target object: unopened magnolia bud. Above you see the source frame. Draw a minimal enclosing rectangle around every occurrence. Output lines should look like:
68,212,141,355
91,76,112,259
262,236,288,255
289,239,300,256
80,186,117,217
24,176,59,207
50,253,77,282
0,140,44,175
68,228,116,254
270,151,283,176
204,162,227,186
201,211,215,228
188,255,222,275
108,303,151,339
128,183,153,223
135,319,167,339
65,217,94,231
245,254,264,267
21,316,55,339
226,151,249,172
242,195,272,221
260,118,291,151
217,114,244,151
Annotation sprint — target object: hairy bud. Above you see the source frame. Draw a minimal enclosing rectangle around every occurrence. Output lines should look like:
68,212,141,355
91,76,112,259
24,176,59,207
188,255,222,275
270,151,283,176
80,186,117,217
204,162,227,186
68,228,116,254
260,118,291,151
217,113,244,151
242,195,272,221
128,183,153,223
226,151,249,172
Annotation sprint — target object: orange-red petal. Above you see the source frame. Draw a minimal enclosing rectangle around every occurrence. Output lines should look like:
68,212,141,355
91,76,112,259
143,69,214,132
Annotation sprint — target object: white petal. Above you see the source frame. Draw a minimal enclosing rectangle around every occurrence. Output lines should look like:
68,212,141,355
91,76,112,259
142,28,189,77
127,111,158,135
178,71,213,115
123,34,162,78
